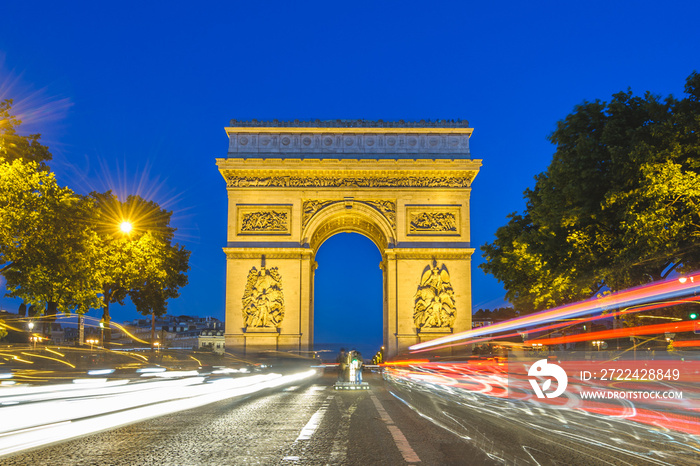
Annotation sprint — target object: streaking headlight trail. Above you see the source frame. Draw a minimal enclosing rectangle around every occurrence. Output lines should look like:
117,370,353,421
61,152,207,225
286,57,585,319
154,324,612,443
410,272,700,351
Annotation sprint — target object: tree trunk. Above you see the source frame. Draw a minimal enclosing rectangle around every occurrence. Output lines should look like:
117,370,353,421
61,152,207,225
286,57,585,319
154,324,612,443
42,301,58,341
102,287,111,347
151,312,156,352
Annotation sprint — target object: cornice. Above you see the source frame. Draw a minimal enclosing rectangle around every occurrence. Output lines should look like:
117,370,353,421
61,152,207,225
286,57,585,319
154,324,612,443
384,248,475,260
216,157,482,170
226,126,473,135
228,118,470,129
223,247,314,260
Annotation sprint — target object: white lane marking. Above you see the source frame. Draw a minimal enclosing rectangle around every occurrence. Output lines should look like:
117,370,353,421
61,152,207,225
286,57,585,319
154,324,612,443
329,396,358,463
296,395,333,441
370,394,421,463
282,456,300,461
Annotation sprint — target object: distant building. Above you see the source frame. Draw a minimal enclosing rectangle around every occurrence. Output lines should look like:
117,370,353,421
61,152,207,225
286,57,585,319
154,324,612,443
114,315,224,350
198,329,225,354
472,319,493,329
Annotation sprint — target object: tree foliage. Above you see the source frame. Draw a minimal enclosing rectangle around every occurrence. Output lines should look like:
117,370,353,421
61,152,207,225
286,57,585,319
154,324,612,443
88,191,190,343
0,99,52,165
481,72,700,313
0,101,190,335
0,158,103,317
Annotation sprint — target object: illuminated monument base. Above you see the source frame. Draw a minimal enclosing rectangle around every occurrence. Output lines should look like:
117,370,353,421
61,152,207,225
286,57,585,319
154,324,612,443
217,120,481,358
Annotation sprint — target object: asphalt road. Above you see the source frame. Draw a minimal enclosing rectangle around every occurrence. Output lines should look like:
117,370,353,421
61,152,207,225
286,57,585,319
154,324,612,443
1,372,493,465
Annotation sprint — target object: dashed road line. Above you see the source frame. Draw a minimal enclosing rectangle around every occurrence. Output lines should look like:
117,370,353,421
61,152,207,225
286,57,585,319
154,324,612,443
296,395,333,441
370,394,421,463
329,395,359,463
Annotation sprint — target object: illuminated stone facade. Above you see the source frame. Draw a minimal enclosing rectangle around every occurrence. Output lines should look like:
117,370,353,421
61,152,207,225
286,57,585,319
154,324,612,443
217,120,481,357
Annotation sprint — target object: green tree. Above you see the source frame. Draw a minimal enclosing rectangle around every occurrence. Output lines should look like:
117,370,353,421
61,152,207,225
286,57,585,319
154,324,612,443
0,99,52,165
481,72,700,313
0,159,103,334
90,192,189,345
129,239,190,348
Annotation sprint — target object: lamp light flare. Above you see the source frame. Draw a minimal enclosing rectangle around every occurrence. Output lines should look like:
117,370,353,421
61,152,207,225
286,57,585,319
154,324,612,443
119,221,133,234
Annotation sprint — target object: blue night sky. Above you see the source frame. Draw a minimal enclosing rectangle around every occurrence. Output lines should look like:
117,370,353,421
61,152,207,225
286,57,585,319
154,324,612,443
1,1,699,351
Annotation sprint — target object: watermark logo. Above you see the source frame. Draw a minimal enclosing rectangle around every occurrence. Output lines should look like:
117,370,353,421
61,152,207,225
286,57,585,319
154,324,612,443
528,359,568,398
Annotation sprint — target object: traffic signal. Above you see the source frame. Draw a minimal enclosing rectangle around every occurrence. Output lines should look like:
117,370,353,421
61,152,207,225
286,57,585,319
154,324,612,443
689,312,698,320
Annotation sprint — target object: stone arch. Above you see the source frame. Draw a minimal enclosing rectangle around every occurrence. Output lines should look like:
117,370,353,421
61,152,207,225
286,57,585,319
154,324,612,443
217,120,481,358
303,201,396,253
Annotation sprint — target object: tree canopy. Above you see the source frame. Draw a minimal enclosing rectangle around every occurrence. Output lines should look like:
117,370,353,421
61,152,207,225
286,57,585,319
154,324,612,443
0,99,52,165
0,159,103,316
0,99,190,333
90,191,190,336
481,72,700,314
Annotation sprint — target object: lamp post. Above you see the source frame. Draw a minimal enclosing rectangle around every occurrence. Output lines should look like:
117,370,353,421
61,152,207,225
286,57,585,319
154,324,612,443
27,321,35,348
29,335,42,350
86,338,98,351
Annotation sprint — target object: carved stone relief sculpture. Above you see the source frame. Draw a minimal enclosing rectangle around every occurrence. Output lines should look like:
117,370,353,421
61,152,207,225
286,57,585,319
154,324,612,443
240,211,289,232
409,212,457,233
237,205,292,235
413,262,456,330
242,266,285,328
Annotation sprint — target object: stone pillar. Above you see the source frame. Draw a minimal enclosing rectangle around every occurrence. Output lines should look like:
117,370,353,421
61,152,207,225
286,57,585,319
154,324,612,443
384,252,399,358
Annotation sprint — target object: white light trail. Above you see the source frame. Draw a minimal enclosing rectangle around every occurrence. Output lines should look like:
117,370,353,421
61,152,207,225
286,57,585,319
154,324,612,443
0,370,317,458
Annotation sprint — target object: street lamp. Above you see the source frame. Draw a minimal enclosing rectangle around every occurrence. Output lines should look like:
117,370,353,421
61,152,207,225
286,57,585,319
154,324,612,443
29,335,42,350
86,338,98,350
119,220,133,234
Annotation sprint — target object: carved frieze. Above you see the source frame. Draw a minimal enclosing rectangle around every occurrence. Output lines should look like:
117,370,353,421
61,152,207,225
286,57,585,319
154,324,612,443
242,266,285,328
226,175,471,189
302,199,396,230
406,205,461,236
413,262,455,330
237,205,292,235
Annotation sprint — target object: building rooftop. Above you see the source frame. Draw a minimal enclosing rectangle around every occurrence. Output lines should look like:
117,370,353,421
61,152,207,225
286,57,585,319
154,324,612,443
228,119,470,128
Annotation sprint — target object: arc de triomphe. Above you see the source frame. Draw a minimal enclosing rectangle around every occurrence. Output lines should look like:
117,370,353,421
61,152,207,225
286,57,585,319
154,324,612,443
216,120,481,357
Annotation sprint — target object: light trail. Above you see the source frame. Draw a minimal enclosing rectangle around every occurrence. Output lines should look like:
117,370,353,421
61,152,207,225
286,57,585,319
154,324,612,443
527,320,697,346
409,297,700,353
0,369,318,457
410,271,700,351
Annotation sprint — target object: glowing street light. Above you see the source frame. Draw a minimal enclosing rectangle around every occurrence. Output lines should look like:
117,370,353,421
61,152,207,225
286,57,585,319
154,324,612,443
86,338,99,350
29,335,42,350
119,221,133,234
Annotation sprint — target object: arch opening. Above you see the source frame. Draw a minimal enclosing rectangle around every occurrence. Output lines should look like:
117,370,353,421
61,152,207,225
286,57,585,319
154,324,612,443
313,232,383,358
